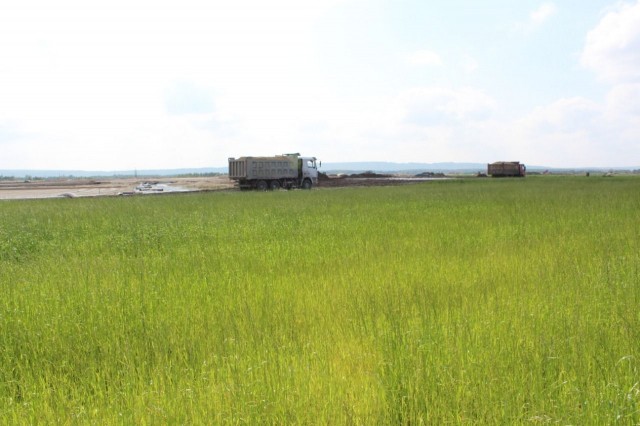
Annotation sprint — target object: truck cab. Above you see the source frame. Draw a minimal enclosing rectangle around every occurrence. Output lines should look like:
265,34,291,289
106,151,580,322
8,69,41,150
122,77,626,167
299,157,319,188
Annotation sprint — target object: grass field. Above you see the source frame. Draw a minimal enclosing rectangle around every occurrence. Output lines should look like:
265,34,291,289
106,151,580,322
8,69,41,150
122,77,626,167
1,176,639,423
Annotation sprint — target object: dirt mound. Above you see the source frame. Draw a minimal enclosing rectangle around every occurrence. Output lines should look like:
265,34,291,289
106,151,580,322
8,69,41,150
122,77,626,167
414,171,446,178
349,171,392,178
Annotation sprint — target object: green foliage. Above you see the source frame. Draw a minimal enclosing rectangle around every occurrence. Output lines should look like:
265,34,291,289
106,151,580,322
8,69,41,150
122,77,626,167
1,176,639,423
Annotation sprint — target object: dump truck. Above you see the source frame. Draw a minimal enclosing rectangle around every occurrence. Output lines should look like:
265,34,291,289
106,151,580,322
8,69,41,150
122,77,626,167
228,153,319,190
487,161,526,177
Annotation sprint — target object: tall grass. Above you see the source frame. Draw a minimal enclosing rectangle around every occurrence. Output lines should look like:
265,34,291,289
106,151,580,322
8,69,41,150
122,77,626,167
1,176,639,423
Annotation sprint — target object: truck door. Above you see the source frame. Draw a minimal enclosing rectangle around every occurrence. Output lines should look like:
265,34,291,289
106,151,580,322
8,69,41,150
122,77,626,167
301,158,318,184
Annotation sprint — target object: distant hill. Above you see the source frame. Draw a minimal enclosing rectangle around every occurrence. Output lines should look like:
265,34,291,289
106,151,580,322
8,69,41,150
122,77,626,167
1,162,638,179
321,162,639,173
321,162,488,173
0,167,228,179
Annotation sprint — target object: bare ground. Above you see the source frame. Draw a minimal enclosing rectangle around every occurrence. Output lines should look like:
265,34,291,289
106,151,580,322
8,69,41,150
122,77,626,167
0,176,235,200
0,175,447,200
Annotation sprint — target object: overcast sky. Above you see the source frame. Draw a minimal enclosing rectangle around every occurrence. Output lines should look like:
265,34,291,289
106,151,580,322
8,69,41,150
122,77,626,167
1,0,639,170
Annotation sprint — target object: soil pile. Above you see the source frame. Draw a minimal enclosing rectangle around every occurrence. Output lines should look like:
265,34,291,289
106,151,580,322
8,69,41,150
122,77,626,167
414,171,446,178
348,171,392,178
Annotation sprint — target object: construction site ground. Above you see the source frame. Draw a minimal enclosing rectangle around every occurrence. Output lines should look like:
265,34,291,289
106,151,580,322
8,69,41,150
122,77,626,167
0,174,449,200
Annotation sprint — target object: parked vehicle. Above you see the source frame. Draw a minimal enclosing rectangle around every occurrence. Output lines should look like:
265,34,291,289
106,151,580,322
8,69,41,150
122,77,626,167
228,153,319,190
488,161,526,177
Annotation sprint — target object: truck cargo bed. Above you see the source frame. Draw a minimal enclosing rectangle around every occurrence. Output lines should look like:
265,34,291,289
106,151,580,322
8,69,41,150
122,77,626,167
228,156,298,180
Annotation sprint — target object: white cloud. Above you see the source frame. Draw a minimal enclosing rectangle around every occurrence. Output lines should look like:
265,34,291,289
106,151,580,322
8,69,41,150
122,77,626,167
568,1,640,167
0,0,637,170
605,83,640,118
520,97,601,132
165,81,215,116
406,50,443,67
530,3,558,26
581,0,640,83
604,83,640,145
513,2,558,33
393,87,497,126
461,55,479,74
315,86,503,164
513,95,640,167
0,0,350,169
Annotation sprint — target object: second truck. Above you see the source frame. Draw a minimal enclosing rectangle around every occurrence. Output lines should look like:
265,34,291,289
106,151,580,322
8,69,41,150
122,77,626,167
487,161,526,177
228,153,319,190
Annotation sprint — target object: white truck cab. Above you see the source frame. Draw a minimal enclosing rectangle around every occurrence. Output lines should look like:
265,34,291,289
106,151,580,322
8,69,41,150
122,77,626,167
300,157,319,188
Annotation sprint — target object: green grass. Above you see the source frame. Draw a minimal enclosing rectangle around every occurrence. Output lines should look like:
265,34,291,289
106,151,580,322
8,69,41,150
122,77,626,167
1,176,639,423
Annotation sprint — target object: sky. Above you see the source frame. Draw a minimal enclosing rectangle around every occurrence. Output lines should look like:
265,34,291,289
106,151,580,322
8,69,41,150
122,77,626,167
1,0,639,170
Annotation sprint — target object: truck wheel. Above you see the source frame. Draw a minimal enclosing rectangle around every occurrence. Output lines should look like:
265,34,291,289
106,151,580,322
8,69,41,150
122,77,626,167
256,180,268,191
301,179,312,190
269,180,280,191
